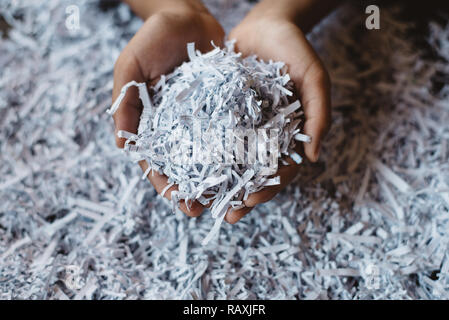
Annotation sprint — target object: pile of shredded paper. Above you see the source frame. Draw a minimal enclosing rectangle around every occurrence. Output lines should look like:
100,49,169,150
1,0,449,299
109,41,307,245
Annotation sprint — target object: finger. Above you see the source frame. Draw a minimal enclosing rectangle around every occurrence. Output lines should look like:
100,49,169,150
243,158,300,208
112,51,146,148
301,69,331,162
295,61,331,162
138,160,204,217
224,206,253,225
275,30,331,163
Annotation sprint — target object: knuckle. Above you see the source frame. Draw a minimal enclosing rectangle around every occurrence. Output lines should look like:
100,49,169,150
225,215,240,225
243,198,258,208
185,207,202,217
245,194,266,207
181,200,203,217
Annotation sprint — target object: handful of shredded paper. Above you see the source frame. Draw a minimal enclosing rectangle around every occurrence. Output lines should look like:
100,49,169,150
1,0,448,300
108,42,309,245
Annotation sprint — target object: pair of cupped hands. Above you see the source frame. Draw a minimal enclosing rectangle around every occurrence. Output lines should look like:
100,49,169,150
112,2,331,224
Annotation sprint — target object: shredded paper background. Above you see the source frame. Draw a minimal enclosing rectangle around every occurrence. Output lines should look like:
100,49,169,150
0,0,448,299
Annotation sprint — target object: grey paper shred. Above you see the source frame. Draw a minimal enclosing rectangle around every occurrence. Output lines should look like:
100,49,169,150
0,0,449,300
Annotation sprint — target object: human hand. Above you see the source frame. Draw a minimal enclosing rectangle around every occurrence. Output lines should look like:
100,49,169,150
112,1,224,216
225,6,332,223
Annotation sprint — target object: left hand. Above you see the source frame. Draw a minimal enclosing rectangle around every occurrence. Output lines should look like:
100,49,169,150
225,14,331,224
112,3,225,217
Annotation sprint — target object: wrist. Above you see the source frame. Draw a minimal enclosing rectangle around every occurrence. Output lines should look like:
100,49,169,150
246,0,300,24
124,0,209,20
244,0,339,33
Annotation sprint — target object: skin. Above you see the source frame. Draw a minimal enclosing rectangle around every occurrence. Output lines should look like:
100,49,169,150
113,0,335,223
